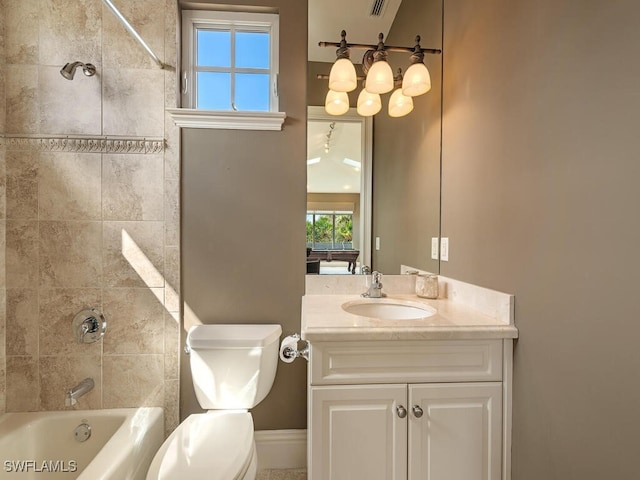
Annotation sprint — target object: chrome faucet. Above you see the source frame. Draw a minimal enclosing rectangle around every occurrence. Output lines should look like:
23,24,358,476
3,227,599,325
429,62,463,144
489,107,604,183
362,271,386,298
65,378,95,406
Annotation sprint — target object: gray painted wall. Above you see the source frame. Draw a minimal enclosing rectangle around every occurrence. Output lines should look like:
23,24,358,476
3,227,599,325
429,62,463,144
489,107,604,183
441,0,640,477
180,0,308,430
181,2,640,475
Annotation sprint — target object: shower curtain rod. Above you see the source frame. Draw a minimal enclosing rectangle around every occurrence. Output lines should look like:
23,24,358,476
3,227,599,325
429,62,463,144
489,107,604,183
102,0,165,69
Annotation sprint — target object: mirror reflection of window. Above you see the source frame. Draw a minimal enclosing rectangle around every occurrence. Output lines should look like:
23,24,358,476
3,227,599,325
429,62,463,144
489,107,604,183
306,211,354,250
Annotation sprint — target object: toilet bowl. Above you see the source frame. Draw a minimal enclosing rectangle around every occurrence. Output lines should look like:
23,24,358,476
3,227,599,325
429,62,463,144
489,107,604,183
146,324,282,480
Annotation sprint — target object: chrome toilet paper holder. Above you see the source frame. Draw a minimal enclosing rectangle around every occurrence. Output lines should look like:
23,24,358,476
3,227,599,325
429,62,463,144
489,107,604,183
281,333,309,362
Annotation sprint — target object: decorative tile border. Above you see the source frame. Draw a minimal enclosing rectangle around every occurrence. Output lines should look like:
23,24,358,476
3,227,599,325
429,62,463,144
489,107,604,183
0,134,164,154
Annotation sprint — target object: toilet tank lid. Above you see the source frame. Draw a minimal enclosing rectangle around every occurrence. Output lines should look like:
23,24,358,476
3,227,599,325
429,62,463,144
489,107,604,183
188,324,282,349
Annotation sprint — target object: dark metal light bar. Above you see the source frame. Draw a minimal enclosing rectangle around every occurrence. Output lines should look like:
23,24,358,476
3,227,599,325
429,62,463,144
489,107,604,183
318,41,441,55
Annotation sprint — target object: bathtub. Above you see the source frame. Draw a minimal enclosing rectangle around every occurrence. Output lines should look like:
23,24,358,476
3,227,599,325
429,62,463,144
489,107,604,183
0,407,164,480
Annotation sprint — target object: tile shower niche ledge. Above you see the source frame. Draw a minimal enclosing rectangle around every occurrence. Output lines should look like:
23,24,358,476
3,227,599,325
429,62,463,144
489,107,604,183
0,134,164,154
166,108,287,131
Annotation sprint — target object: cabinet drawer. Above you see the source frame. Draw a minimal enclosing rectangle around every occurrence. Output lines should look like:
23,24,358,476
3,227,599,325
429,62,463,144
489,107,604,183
310,339,503,385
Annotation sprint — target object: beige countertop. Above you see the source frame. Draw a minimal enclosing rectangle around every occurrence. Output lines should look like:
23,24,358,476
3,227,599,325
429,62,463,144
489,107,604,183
301,293,519,342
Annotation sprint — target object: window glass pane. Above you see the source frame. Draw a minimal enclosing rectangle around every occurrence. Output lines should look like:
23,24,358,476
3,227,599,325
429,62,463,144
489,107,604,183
306,214,314,246
197,72,231,110
313,214,333,249
235,73,270,111
197,29,231,67
236,31,270,68
335,214,353,247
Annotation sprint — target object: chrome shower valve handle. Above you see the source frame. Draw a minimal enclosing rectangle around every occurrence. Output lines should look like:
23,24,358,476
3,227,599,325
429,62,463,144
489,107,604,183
72,308,107,344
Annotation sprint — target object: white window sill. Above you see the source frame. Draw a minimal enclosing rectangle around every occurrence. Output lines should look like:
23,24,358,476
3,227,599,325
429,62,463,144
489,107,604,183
166,109,286,131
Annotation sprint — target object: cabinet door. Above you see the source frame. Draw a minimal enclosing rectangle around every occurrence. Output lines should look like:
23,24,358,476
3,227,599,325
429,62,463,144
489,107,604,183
408,383,502,480
310,384,407,480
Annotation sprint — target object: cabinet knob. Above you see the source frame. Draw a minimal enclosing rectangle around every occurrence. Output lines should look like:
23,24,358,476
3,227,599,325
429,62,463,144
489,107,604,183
396,405,407,418
412,405,424,418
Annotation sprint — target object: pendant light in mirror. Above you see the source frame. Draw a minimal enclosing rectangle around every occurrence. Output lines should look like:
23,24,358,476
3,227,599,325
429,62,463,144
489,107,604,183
388,69,414,118
325,90,350,116
357,89,382,117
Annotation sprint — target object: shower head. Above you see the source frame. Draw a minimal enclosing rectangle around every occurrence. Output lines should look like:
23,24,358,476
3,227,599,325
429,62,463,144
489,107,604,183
60,62,97,80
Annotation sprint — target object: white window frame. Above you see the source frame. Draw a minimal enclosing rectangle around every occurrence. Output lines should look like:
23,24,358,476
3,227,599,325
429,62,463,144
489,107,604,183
168,10,285,131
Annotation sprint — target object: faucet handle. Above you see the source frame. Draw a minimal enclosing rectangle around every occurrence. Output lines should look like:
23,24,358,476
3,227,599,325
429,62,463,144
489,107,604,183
73,308,107,344
372,271,382,284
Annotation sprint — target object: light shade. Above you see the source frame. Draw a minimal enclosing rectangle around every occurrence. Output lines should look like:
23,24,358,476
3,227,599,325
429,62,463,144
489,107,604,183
364,60,394,94
388,88,414,117
402,62,431,97
329,58,357,92
357,89,382,117
325,90,350,116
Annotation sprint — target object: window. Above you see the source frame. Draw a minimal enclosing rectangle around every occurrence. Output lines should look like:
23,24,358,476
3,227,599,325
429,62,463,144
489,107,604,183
306,211,354,250
181,10,279,112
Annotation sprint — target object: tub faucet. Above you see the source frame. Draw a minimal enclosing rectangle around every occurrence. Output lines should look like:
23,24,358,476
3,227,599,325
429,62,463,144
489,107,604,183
362,271,386,298
65,378,95,406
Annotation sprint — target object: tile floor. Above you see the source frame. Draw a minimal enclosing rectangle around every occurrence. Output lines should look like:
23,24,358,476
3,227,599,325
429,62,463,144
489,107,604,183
256,469,307,480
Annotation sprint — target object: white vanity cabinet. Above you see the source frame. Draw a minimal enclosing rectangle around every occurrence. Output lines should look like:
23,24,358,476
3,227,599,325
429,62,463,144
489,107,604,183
307,339,512,480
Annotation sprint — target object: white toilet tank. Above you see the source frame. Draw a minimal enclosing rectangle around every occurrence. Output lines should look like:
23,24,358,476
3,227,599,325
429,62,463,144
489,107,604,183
187,324,282,410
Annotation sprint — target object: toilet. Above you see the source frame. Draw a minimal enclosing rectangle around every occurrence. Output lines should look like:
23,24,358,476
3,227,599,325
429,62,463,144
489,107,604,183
146,324,282,480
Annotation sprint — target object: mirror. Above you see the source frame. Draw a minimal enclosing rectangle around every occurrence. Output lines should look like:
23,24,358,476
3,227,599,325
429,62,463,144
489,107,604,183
307,0,443,275
306,107,372,273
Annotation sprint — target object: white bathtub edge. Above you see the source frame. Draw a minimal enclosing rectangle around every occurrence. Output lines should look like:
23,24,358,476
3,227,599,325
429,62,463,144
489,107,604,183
77,407,164,480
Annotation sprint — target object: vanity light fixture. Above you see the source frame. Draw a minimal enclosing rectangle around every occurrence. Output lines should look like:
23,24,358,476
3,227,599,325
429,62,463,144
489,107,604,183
402,36,432,97
328,31,358,93
318,31,441,117
363,33,394,94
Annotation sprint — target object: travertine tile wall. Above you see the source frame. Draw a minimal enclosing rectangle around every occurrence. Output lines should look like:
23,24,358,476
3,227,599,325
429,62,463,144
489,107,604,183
0,0,8,416
0,0,180,434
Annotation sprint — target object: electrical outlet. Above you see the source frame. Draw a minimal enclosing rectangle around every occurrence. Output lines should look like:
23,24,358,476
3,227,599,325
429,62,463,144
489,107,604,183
440,237,449,261
431,237,439,260
375,236,381,251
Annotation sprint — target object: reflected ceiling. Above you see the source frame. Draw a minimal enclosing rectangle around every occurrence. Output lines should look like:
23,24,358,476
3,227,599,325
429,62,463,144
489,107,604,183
307,120,362,193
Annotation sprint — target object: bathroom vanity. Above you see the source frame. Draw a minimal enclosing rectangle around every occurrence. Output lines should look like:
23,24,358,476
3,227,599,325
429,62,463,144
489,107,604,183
302,275,518,480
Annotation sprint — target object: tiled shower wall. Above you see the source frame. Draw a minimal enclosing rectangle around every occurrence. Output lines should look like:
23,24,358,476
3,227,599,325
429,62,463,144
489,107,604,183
0,0,180,433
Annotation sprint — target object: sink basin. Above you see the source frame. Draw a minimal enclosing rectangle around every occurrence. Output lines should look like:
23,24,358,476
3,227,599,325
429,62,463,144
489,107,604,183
341,299,437,320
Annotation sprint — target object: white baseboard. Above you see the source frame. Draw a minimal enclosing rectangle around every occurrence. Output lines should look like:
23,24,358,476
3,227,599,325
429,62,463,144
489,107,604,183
254,429,307,470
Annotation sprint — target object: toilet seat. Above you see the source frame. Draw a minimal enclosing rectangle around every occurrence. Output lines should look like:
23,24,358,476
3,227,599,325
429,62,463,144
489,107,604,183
146,411,255,480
